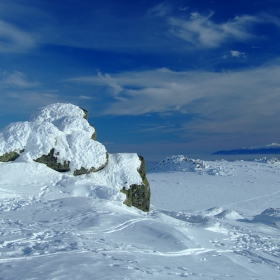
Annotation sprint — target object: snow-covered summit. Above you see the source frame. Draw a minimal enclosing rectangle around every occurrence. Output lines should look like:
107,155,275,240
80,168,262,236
30,103,86,123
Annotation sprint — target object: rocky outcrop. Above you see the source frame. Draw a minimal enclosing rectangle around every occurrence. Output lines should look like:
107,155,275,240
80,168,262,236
0,103,107,176
0,103,151,212
0,151,22,162
120,156,150,212
73,152,109,176
34,148,70,172
80,107,97,140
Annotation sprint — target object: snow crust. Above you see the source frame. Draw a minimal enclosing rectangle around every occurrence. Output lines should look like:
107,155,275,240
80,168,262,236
0,103,107,172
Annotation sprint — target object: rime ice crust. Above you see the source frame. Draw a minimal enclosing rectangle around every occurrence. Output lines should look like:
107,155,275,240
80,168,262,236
0,103,107,174
0,122,30,155
30,103,86,122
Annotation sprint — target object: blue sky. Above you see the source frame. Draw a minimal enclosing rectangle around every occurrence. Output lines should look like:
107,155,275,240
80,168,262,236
1,0,280,164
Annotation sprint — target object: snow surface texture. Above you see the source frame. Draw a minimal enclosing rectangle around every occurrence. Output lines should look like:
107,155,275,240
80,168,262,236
0,103,107,172
1,155,280,279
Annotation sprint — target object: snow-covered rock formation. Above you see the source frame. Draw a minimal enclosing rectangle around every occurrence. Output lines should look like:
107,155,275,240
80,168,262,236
0,103,150,212
0,103,106,174
150,155,209,173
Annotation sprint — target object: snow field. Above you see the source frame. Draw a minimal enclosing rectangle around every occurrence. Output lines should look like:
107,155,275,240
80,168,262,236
0,156,280,279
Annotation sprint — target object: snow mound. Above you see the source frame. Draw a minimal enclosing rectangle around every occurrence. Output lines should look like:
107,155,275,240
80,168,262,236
255,157,280,164
0,103,107,173
204,207,224,216
251,208,280,228
215,210,244,220
150,155,233,176
206,165,233,176
150,155,209,173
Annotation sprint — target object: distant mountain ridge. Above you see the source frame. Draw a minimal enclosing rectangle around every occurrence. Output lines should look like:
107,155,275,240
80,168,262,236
212,143,280,155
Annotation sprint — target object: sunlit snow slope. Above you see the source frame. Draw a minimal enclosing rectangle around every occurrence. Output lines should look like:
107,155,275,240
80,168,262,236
0,155,280,279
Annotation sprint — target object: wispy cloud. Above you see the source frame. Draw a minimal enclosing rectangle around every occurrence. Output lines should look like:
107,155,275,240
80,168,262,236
0,90,62,118
147,2,171,17
1,71,39,88
0,20,36,53
146,2,280,50
78,95,95,100
230,50,246,58
67,62,280,137
97,73,124,97
134,124,173,133
168,12,258,49
1,1,278,55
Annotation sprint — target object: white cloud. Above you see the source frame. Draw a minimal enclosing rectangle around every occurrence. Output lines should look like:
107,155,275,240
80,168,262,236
0,20,36,53
68,63,280,136
147,3,171,17
78,95,95,100
168,12,258,48
0,90,62,117
1,71,38,88
97,72,124,97
230,50,246,57
190,12,199,19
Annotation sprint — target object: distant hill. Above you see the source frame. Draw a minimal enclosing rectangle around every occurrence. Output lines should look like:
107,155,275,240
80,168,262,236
212,143,280,155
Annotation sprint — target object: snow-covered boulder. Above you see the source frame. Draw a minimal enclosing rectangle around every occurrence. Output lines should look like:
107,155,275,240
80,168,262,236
0,103,107,175
0,103,151,212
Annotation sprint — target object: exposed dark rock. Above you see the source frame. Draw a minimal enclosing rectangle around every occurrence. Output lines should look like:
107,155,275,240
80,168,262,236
35,149,109,176
90,124,97,140
120,155,151,212
80,107,96,140
73,152,109,176
35,149,70,172
0,151,21,162
80,107,89,120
